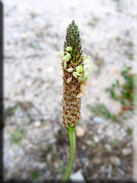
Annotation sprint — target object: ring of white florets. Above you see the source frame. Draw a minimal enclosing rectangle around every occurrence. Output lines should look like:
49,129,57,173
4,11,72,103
57,47,95,97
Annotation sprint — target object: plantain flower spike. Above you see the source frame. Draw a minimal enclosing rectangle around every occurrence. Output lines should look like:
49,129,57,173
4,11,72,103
57,20,95,182
58,20,93,132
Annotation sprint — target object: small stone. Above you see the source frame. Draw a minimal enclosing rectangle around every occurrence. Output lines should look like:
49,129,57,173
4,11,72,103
26,82,32,87
116,167,126,176
14,110,20,116
21,34,27,39
48,138,56,144
53,126,60,134
76,126,85,137
43,171,50,178
93,135,100,143
93,116,104,124
22,102,30,109
54,161,59,168
92,173,98,179
70,169,86,183
81,145,86,151
33,121,41,127
93,158,101,165
109,156,121,166
56,174,62,180
122,148,132,156
39,162,46,170
43,115,48,120
108,164,112,179
32,162,39,168
100,165,107,172
82,157,88,164
46,67,53,72
8,150,14,157
88,112,92,117
86,140,93,145
34,121,41,127
22,172,28,180
47,154,52,162
104,144,112,152
97,128,103,134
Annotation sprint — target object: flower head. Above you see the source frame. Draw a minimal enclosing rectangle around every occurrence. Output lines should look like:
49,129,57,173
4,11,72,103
57,20,94,131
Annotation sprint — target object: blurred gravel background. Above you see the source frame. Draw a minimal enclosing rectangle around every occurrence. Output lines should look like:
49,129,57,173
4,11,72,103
3,0,137,182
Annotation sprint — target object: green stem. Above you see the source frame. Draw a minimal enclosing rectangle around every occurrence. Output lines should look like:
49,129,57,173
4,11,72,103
62,130,76,183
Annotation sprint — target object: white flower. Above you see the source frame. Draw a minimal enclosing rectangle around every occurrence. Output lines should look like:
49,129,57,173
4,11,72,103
83,55,91,63
67,68,73,72
73,72,81,79
84,65,92,70
73,72,78,79
83,71,93,80
66,47,72,52
76,65,83,73
83,55,91,60
57,50,64,58
84,59,91,64
78,77,84,83
63,53,71,62
79,70,92,81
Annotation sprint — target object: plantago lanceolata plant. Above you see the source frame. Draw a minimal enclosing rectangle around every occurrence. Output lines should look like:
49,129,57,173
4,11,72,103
57,20,94,183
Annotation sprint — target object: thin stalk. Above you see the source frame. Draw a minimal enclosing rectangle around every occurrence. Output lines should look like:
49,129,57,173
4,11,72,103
62,130,76,183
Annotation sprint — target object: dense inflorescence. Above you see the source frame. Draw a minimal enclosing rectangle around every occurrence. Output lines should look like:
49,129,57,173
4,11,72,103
58,20,93,132
62,21,83,131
